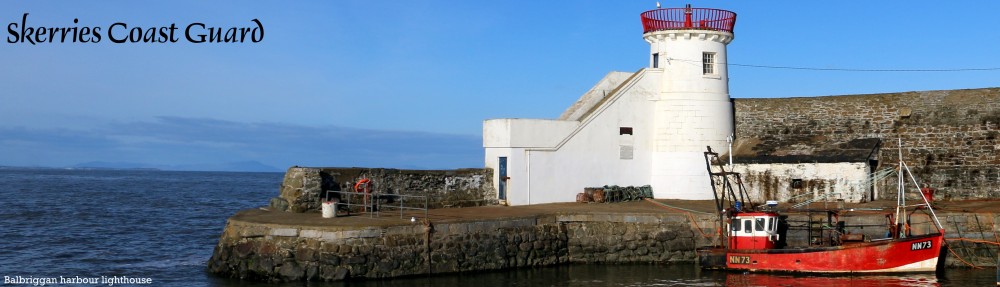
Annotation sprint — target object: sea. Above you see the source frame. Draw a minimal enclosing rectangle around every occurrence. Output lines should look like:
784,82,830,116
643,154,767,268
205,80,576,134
0,168,995,287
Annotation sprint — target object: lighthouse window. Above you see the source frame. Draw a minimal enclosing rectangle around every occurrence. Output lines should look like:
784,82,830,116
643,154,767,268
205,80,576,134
652,53,659,68
702,52,716,75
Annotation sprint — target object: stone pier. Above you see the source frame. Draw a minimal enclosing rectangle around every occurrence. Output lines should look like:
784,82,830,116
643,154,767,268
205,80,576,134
207,201,717,282
208,200,1000,282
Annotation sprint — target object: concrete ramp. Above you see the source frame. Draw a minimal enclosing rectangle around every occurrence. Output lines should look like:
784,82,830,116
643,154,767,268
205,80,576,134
559,71,634,121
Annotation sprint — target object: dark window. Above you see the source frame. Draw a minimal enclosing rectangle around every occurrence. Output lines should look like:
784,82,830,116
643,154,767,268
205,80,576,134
791,179,803,189
743,220,752,234
619,127,633,135
652,53,659,68
731,219,740,231
755,218,765,231
702,52,715,74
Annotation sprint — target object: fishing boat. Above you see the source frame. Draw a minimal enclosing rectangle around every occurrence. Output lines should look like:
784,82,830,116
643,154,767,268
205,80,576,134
697,141,947,273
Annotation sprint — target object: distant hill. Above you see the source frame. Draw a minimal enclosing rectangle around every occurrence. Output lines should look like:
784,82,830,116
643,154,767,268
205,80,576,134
171,161,282,172
71,161,281,172
73,161,160,170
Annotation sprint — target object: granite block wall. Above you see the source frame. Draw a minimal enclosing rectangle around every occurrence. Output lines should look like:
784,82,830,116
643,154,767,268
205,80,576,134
270,167,495,213
734,88,1000,200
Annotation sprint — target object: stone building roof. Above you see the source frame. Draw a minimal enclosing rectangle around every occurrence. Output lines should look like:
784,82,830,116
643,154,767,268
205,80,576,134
731,137,881,164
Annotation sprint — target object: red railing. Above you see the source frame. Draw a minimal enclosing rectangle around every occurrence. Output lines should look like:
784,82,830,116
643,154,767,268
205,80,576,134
641,6,736,34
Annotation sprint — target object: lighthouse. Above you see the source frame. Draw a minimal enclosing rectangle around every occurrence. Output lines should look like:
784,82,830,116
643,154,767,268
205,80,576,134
643,5,737,199
483,5,737,205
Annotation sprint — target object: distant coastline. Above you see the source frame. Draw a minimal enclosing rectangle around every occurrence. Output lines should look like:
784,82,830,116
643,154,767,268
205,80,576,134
0,160,281,173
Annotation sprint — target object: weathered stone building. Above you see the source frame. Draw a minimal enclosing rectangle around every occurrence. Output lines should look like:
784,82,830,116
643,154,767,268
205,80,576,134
733,88,1000,202
731,138,882,204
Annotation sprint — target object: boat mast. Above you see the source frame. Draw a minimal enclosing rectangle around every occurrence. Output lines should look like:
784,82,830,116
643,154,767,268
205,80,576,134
896,139,905,238
901,157,946,234
704,146,753,247
896,138,946,235
704,147,726,246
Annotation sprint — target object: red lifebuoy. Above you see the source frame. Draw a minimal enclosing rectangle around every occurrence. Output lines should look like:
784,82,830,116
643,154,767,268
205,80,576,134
354,178,371,193
355,178,374,210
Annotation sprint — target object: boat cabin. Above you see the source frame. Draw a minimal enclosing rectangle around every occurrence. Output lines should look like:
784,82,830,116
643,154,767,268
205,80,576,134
729,212,779,250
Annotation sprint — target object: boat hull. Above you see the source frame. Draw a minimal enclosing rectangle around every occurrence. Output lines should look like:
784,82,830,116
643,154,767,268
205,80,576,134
700,233,945,273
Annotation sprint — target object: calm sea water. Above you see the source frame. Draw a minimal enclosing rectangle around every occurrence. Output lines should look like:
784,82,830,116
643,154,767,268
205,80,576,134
0,168,995,286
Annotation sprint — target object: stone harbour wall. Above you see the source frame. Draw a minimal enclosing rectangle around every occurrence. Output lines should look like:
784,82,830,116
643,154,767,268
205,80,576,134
734,88,1000,200
563,216,703,263
207,213,714,282
270,167,495,213
207,209,997,282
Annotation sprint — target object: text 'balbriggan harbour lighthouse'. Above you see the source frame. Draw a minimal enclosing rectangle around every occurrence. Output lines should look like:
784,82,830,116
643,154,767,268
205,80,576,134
484,5,737,205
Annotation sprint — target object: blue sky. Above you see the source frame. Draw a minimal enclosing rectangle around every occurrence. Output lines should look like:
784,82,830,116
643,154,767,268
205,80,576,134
2,1,999,170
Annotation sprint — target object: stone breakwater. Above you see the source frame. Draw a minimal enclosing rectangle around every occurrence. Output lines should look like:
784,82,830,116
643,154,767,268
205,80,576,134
207,210,713,282
208,203,1000,282
270,167,494,213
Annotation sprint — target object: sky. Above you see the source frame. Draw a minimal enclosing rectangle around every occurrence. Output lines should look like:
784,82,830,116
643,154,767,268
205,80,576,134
2,1,999,171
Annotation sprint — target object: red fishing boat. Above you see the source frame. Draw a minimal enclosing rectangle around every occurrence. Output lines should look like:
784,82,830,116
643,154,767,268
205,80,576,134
697,142,947,273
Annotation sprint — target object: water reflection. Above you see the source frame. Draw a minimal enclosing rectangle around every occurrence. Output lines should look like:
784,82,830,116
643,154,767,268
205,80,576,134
209,263,1000,287
724,273,939,287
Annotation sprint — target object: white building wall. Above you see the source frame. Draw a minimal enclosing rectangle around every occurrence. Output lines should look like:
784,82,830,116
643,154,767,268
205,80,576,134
483,119,579,148
483,147,522,204
483,70,659,205
523,71,659,204
733,162,871,204
484,119,578,205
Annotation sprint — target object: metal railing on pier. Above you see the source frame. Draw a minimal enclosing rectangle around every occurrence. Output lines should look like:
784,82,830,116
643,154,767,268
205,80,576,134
324,190,428,220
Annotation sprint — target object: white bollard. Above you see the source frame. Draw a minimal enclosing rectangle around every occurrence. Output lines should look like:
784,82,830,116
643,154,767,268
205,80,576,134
321,201,337,218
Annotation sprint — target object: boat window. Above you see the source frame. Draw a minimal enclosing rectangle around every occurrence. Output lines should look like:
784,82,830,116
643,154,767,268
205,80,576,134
768,218,775,231
755,218,765,231
743,220,752,233
731,219,740,232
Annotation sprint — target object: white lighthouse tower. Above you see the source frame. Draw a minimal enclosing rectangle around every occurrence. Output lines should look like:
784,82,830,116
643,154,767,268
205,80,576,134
643,5,736,199
482,5,737,205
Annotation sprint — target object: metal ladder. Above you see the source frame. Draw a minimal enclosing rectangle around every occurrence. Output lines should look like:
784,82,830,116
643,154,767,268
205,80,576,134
790,192,837,209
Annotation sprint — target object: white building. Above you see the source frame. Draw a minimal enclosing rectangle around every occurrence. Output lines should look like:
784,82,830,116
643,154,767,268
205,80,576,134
483,6,738,205
731,138,884,204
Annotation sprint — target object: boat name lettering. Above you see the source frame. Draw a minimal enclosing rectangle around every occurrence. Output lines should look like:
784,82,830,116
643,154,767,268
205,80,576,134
910,240,932,251
728,255,751,264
